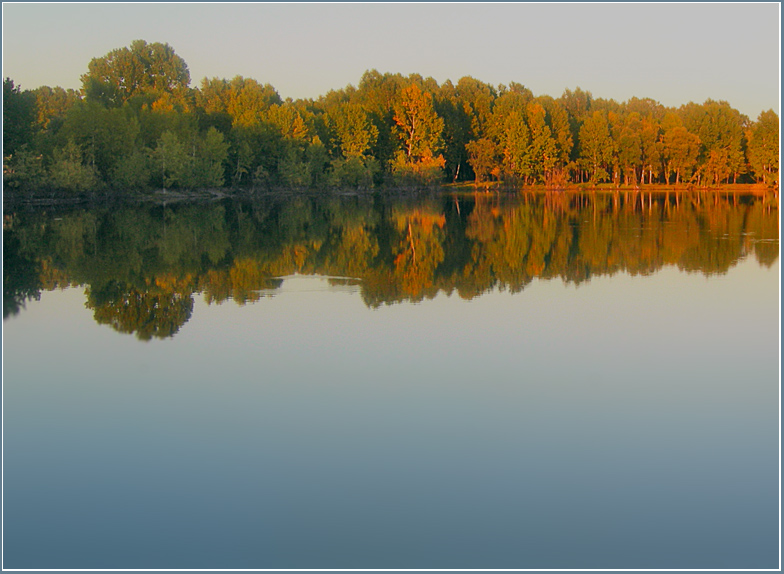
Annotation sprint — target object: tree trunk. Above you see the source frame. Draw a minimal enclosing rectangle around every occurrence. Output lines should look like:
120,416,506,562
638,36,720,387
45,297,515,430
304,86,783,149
408,221,416,261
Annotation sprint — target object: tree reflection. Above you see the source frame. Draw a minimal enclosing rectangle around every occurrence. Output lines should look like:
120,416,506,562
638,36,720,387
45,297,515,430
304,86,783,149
86,279,194,340
3,229,42,318
3,191,778,338
391,205,446,300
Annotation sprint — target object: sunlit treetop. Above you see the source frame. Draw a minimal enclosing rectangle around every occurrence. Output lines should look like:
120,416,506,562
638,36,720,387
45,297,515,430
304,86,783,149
81,39,190,106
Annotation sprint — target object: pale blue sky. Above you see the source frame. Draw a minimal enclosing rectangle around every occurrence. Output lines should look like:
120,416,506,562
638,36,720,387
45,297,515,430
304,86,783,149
2,2,780,119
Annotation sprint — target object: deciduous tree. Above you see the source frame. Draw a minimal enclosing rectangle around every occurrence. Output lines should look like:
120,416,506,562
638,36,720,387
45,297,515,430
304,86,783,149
578,110,614,183
747,110,779,186
3,78,37,155
82,40,190,106
393,84,444,163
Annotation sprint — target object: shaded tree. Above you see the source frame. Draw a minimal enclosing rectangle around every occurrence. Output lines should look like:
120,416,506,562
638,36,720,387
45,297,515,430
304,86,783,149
48,139,99,192
154,130,189,189
466,138,498,184
3,78,37,155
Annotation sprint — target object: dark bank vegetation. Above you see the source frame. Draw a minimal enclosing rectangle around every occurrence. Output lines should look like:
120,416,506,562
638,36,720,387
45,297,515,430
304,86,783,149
3,40,779,202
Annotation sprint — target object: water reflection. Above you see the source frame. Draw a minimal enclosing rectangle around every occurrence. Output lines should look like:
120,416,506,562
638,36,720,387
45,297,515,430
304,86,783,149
3,191,778,339
2,229,42,318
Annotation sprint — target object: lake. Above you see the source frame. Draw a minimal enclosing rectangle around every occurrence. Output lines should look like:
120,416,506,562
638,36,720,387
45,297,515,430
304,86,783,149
2,190,779,569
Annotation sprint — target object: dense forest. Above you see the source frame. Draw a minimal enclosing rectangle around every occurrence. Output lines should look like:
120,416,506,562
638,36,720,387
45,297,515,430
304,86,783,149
4,192,778,338
3,40,780,196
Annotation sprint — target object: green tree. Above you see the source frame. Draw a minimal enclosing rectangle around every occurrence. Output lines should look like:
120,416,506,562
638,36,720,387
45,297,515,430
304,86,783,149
305,136,332,187
356,69,405,170
746,110,779,186
193,127,230,187
702,147,732,186
3,78,37,155
639,116,662,184
466,137,498,184
266,103,311,142
391,84,446,184
579,110,614,183
500,112,532,182
154,130,189,189
227,123,283,187
196,76,281,127
278,145,311,188
455,76,496,142
662,126,701,184
681,100,746,184
111,148,152,191
488,88,532,179
330,156,380,189
450,77,498,183
536,96,573,169
3,145,46,189
58,100,141,181
558,87,593,177
434,80,472,181
613,111,643,185
393,84,445,163
82,40,191,106
526,101,558,183
33,86,80,132
331,102,378,158
48,139,99,192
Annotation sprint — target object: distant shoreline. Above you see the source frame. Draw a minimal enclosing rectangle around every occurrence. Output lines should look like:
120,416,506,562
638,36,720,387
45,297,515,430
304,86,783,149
3,182,778,210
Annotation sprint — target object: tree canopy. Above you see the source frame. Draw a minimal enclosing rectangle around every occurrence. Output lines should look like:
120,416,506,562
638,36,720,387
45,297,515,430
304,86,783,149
3,40,779,195
81,40,190,107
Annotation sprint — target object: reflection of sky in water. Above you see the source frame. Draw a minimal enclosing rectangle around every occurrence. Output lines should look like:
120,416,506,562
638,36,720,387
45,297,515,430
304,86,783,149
3,258,779,569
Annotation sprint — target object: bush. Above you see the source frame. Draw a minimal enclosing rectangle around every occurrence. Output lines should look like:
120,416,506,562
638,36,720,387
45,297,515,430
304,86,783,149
329,156,379,189
48,140,99,193
3,145,46,189
112,148,152,191
391,152,446,187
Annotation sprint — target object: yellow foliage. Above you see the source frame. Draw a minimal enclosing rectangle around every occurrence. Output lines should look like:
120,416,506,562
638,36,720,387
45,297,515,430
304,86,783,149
39,258,78,290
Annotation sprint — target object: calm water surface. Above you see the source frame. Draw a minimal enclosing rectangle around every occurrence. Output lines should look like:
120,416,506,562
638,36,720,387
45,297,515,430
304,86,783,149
3,192,779,569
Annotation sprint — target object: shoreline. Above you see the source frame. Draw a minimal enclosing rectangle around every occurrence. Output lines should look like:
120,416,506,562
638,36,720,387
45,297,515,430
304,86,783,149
3,182,778,209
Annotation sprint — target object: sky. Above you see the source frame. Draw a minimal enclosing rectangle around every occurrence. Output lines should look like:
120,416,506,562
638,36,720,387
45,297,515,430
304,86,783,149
2,2,780,120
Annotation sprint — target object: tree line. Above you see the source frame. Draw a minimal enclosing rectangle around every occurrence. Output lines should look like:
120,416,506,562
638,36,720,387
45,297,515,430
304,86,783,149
4,192,777,337
3,40,779,195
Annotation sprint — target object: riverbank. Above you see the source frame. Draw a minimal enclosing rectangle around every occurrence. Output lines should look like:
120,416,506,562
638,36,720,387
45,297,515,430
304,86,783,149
3,182,778,209
447,181,777,195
